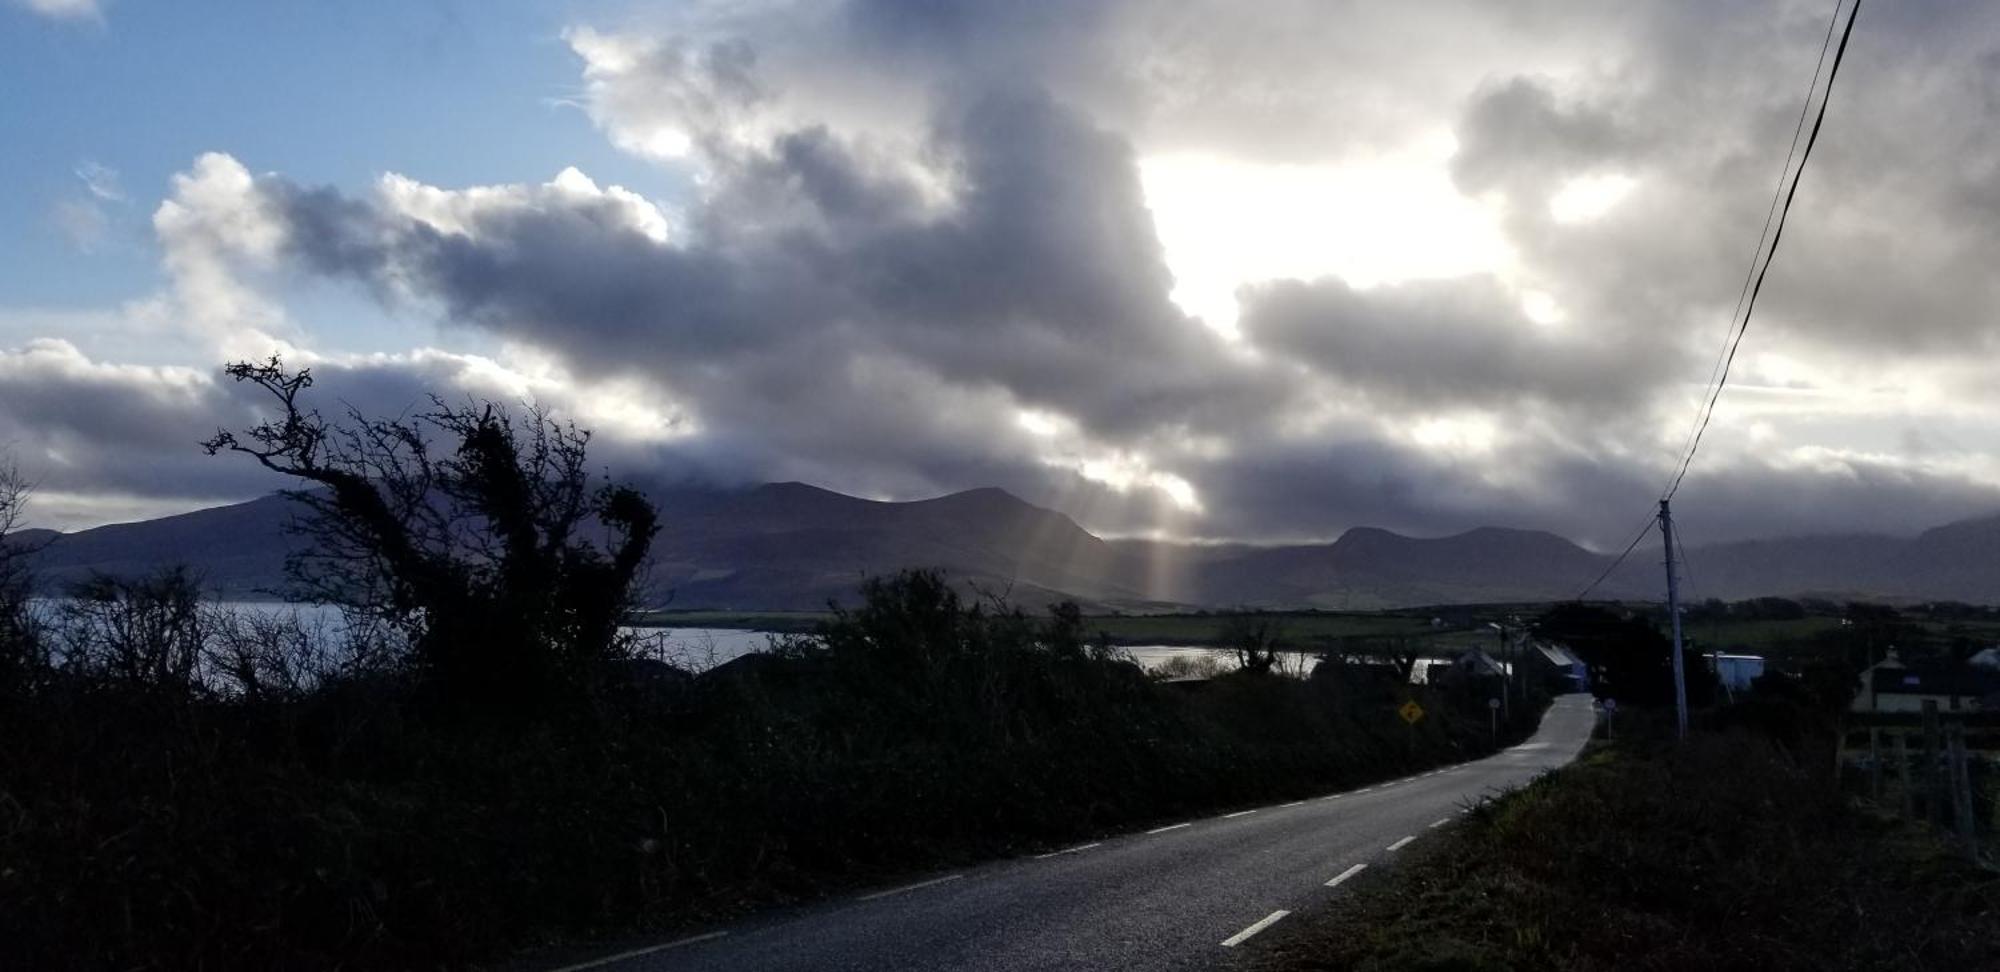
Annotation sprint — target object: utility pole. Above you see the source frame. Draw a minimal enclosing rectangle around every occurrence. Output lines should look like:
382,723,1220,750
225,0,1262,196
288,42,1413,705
1659,499,1689,739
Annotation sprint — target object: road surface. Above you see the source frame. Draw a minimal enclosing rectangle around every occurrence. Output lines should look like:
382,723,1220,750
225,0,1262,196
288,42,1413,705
543,694,1599,972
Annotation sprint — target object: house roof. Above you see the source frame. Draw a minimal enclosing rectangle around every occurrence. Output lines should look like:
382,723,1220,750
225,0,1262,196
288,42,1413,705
1452,649,1505,677
1534,642,1583,668
1867,666,2000,697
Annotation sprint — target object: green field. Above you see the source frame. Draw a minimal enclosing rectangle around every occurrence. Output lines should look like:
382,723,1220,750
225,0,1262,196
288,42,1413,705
634,602,2000,662
635,608,1502,647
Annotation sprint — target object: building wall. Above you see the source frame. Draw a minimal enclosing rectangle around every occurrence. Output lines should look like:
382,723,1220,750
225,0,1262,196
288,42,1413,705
1852,692,1985,714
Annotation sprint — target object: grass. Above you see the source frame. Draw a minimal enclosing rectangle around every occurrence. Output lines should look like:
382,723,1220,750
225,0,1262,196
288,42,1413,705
1249,706,2000,972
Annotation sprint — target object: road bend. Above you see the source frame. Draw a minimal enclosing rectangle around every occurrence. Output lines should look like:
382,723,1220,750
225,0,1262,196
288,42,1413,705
540,694,1599,972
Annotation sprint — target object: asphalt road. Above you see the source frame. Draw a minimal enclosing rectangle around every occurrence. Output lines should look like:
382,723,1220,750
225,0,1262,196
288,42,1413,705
547,694,1599,972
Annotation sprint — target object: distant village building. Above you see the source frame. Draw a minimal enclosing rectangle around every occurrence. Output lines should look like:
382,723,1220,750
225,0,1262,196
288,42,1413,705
1521,641,1589,693
1433,648,1506,687
1710,654,1765,693
1850,650,2000,714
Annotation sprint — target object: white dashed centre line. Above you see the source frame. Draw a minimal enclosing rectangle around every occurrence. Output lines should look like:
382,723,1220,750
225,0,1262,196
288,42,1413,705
547,931,728,972
1386,835,1417,852
1324,863,1368,888
1220,910,1290,947
857,874,962,902
1146,822,1192,835
1277,800,1304,808
1428,817,1451,829
1033,842,1101,859
1222,809,1256,819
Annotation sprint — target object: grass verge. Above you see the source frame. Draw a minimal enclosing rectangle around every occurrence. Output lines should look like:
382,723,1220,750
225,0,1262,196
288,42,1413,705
1248,709,2000,972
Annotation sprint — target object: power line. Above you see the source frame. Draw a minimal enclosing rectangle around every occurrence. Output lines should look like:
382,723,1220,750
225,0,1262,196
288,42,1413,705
1576,513,1657,602
1671,516,1695,603
1665,0,1846,491
1663,0,1864,501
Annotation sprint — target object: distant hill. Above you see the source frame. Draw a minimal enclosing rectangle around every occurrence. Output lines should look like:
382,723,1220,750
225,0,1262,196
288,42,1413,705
11,483,2000,609
24,494,300,596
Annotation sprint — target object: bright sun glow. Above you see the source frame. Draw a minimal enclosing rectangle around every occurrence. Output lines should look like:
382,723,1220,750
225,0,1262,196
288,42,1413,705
1547,173,1636,224
1060,452,1203,513
1408,414,1499,454
1139,132,1513,335
1520,289,1565,325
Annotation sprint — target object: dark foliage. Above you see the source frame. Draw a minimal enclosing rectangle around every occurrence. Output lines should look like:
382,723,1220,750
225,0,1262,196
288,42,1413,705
0,462,45,697
1533,603,1717,707
1217,611,1287,674
0,569,1540,970
203,357,659,713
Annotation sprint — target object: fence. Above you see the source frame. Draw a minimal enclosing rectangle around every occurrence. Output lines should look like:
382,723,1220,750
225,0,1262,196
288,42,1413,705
1837,700,1997,862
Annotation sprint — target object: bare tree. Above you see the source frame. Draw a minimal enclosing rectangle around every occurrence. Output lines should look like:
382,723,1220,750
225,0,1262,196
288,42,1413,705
1218,612,1285,675
203,357,659,710
57,567,206,693
1311,634,1427,681
0,459,47,693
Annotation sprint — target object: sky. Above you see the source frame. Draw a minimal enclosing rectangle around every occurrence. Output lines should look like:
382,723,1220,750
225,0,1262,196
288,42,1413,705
5,0,2000,549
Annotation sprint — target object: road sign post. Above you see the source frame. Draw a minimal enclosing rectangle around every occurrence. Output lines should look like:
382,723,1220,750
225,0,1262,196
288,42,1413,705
1399,700,1425,759
1487,697,1499,743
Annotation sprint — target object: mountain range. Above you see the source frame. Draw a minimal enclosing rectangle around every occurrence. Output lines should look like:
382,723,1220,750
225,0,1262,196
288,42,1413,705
12,482,2000,609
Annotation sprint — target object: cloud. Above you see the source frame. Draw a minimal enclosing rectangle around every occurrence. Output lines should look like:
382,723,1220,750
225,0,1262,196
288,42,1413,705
156,78,1276,518
13,0,2000,549
10,0,101,23
0,337,699,531
75,161,123,201
1238,274,1678,415
50,198,109,252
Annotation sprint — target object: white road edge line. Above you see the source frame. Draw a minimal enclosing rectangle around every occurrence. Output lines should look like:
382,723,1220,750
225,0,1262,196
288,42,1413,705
1220,910,1291,947
1033,841,1102,859
546,931,728,972
857,873,962,902
1146,822,1192,835
1386,835,1417,851
1324,863,1368,888
1278,800,1305,808
1429,817,1451,829
1223,809,1257,819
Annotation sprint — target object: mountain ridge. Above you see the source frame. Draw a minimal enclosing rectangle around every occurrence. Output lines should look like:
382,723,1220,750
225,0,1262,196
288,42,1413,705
11,485,2000,609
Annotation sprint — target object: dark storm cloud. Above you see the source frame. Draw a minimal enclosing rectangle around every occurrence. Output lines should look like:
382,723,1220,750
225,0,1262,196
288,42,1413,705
248,82,1278,484
16,0,2000,544
1449,78,1647,199
0,342,611,525
182,0,2000,543
1239,274,1667,414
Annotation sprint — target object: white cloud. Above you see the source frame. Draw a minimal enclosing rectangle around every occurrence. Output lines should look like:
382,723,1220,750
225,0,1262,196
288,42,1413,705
11,0,102,23
75,160,123,201
1546,173,1636,224
14,0,2000,546
50,198,109,252
148,153,300,359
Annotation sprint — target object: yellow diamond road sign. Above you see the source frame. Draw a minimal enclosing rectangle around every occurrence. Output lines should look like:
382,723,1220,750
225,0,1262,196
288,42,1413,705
1398,700,1425,725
